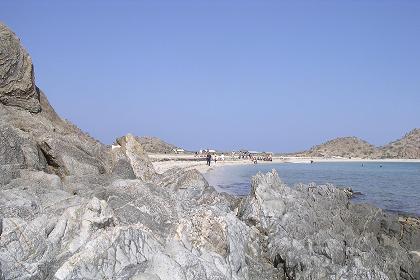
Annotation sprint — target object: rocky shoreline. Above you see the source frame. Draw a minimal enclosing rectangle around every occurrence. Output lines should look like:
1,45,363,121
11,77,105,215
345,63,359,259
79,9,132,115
1,22,419,279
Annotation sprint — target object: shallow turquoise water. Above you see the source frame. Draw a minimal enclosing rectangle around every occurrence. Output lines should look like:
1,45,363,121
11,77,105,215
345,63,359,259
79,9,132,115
204,162,420,216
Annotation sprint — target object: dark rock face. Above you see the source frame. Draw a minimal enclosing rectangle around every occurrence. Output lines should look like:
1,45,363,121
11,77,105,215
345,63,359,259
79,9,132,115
0,23,40,113
0,22,419,280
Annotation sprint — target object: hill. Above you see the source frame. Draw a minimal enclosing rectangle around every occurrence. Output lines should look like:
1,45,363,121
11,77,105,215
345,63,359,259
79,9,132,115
136,136,179,154
378,128,420,159
299,137,377,158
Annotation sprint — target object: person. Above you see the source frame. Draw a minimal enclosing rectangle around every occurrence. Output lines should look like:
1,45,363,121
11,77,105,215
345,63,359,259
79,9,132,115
206,152,211,166
214,155,217,164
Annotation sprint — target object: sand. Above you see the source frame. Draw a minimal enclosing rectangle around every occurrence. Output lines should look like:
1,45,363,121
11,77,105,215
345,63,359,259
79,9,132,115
150,154,420,174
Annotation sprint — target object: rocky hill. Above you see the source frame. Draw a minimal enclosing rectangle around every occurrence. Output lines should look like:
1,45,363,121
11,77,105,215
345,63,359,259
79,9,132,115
300,137,377,158
378,129,420,159
296,131,420,159
0,22,419,280
136,136,178,154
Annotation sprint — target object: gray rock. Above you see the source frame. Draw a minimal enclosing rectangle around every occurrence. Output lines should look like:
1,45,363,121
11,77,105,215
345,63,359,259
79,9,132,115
115,134,157,181
0,93,113,178
238,170,418,280
1,22,418,280
0,121,46,171
0,23,40,113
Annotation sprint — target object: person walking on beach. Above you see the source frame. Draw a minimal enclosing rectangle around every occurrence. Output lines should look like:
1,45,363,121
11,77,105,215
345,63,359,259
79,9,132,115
206,152,211,166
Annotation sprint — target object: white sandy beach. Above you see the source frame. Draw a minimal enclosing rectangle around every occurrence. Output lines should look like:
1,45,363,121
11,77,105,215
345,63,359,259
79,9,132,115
150,154,420,174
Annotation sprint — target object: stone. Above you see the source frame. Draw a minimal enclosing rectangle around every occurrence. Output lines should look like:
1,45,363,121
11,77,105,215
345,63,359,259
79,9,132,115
0,121,46,172
238,170,418,280
115,134,157,181
1,22,418,280
0,23,40,113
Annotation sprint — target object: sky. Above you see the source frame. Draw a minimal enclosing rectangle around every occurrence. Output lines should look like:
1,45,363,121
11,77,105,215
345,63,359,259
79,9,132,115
1,1,419,152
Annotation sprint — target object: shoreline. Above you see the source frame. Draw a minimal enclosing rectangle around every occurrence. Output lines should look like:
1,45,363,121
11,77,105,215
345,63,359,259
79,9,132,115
151,154,420,220
150,154,420,174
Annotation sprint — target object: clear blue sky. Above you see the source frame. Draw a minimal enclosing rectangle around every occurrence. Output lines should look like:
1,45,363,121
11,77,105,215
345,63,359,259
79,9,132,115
2,1,419,152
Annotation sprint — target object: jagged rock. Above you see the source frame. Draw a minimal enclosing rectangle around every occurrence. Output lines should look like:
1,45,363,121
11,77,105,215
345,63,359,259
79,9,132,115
111,159,137,180
238,170,418,280
1,21,418,280
114,134,157,181
54,225,162,280
0,94,113,178
0,121,46,171
0,23,40,113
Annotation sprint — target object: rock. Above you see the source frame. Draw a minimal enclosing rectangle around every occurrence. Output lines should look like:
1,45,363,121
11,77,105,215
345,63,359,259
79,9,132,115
130,273,161,280
0,94,113,178
111,159,136,180
399,216,420,252
238,170,418,279
0,121,46,172
0,23,40,113
1,22,418,280
115,134,157,181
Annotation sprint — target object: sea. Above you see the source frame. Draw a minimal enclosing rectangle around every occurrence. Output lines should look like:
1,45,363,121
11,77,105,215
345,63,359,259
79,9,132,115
204,162,420,217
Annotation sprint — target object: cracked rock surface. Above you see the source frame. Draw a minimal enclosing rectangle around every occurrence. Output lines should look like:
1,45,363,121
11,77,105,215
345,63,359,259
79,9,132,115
0,23,40,113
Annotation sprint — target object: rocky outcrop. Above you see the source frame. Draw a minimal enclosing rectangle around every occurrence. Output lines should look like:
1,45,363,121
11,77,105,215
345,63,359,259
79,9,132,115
1,21,419,280
2,166,419,279
0,22,40,113
239,170,419,279
0,97,113,177
113,134,157,181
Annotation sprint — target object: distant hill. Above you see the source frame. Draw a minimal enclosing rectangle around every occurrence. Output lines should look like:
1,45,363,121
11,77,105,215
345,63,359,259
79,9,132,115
377,129,420,159
136,136,178,154
294,129,420,159
299,137,376,158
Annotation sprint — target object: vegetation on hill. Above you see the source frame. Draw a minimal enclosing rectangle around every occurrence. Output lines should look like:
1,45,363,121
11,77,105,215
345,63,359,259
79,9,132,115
136,136,178,154
299,137,376,158
295,130,420,159
377,129,420,159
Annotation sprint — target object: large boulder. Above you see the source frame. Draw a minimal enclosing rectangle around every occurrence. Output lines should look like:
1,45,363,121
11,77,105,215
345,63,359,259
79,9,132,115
0,22,40,113
113,134,157,181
